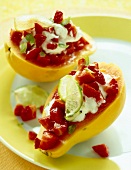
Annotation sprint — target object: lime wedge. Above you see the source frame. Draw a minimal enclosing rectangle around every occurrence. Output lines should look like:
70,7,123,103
58,75,83,121
14,85,48,108
14,14,53,30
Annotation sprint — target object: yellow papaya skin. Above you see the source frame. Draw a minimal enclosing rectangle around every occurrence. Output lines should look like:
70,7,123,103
37,62,126,158
4,33,96,82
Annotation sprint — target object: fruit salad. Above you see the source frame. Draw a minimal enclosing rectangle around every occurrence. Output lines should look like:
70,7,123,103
35,58,125,157
10,11,93,67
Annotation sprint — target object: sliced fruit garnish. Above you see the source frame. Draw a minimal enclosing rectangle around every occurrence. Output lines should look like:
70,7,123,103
14,85,48,108
58,75,83,121
58,75,72,101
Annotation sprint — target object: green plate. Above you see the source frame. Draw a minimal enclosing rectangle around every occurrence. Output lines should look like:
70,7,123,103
0,15,131,170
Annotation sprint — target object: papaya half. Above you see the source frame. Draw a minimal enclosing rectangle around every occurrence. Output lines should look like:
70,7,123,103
35,58,126,158
4,11,96,82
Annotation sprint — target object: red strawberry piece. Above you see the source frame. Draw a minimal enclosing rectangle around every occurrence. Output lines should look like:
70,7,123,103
51,38,59,43
47,42,57,50
92,144,109,158
34,34,46,47
106,78,118,98
20,105,36,121
95,71,106,85
50,107,65,124
83,84,101,102
51,100,65,111
39,131,59,150
34,137,41,149
10,30,22,45
88,82,99,91
53,10,63,23
76,71,95,85
35,23,44,34
28,131,37,140
88,62,99,72
14,104,24,116
53,122,68,136
38,116,54,130
26,48,41,60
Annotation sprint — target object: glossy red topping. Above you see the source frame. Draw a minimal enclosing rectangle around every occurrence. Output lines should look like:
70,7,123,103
14,104,36,121
10,11,89,67
10,30,22,45
28,131,37,140
35,58,119,150
36,131,59,150
53,10,63,23
92,144,109,157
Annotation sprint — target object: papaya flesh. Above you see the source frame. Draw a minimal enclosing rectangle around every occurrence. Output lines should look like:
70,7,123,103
36,61,126,158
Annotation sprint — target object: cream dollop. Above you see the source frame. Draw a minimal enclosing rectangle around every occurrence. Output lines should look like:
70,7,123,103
41,20,83,54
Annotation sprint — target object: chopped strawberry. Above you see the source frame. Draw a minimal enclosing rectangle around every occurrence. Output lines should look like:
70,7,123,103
76,71,95,85
88,62,99,71
47,42,57,50
39,116,54,130
34,137,41,149
95,71,106,85
51,100,65,111
39,131,59,150
53,122,68,136
92,144,109,158
28,131,37,140
50,100,65,124
34,34,46,47
106,78,118,97
10,30,22,45
21,105,36,121
50,107,65,124
14,104,24,116
53,10,63,23
35,23,44,34
88,82,99,91
26,48,41,60
83,84,101,102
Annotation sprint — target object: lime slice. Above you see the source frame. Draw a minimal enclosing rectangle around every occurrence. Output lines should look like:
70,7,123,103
14,85,48,108
58,75,83,121
14,14,53,30
58,75,72,101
